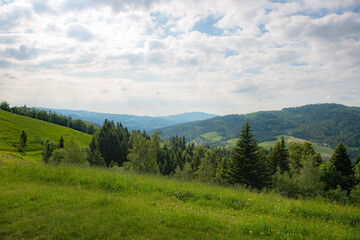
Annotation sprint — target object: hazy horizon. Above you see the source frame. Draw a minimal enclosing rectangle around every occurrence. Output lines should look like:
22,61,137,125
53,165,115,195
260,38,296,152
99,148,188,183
1,0,360,116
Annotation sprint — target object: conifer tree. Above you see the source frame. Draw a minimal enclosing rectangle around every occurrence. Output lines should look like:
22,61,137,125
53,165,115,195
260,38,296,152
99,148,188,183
19,130,27,149
214,157,230,184
230,123,268,189
268,138,289,174
330,143,355,191
330,143,354,177
58,136,64,149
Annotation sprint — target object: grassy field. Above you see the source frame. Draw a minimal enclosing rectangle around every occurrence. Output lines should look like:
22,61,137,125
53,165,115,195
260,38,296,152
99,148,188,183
259,135,334,158
0,157,359,239
0,109,92,152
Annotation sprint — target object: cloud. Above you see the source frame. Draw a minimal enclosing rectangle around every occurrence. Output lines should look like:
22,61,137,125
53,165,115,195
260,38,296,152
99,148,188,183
0,0,359,115
2,45,38,60
66,24,94,42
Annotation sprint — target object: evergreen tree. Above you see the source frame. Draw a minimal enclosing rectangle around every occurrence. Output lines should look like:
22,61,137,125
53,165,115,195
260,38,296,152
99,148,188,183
214,157,230,184
330,143,355,191
230,123,268,189
91,149,106,167
42,140,55,163
268,138,289,174
330,143,354,177
58,136,64,149
19,130,27,149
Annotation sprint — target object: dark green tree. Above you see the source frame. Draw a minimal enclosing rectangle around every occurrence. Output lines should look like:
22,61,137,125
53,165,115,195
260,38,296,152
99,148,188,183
0,101,10,111
330,143,355,191
230,123,269,189
214,157,230,185
330,143,354,177
58,136,64,148
19,130,27,149
268,138,289,174
42,140,55,164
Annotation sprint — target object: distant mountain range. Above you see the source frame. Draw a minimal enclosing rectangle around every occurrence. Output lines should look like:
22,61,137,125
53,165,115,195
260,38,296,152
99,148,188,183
37,107,218,131
159,104,360,158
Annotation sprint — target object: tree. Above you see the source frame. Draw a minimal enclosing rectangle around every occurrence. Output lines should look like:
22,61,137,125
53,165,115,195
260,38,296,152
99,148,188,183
229,123,269,189
294,155,324,198
330,143,354,177
19,130,27,149
268,138,289,174
196,150,217,182
58,136,64,148
214,157,230,185
49,148,65,164
63,138,87,165
127,131,159,174
0,101,10,111
330,143,355,191
42,140,55,163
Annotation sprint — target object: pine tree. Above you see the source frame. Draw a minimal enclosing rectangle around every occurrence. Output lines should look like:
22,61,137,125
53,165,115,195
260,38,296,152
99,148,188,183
230,123,268,189
58,136,64,149
330,143,355,191
330,143,354,177
268,138,289,174
19,130,27,149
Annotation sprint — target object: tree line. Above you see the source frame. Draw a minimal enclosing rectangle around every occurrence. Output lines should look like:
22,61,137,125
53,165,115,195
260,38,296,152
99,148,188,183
0,101,96,135
40,119,360,205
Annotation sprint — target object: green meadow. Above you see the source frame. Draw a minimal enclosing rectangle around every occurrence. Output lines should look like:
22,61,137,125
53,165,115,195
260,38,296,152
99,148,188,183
0,109,92,152
0,156,359,239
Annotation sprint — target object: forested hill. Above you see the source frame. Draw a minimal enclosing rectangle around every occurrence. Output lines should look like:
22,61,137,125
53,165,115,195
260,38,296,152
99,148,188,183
160,103,360,152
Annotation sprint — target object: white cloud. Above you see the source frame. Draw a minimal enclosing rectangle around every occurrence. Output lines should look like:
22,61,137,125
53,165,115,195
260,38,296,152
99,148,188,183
0,0,359,116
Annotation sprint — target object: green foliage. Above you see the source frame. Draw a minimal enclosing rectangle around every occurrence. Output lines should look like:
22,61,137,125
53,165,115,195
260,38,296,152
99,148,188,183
127,131,159,174
42,140,56,164
0,100,10,111
214,157,230,185
288,142,318,174
49,148,66,164
330,143,355,191
58,136,64,148
95,120,129,167
320,161,340,190
268,138,289,174
19,130,27,149
196,150,217,183
349,184,360,206
161,103,360,158
325,185,349,204
294,156,324,198
0,109,92,152
3,102,96,135
230,123,269,189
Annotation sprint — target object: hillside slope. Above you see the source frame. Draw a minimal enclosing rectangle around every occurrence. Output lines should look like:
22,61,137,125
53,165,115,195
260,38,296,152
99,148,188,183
0,109,92,152
160,104,360,156
1,162,359,239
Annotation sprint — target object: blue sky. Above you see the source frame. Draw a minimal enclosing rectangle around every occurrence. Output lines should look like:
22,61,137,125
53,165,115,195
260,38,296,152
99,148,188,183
0,0,360,116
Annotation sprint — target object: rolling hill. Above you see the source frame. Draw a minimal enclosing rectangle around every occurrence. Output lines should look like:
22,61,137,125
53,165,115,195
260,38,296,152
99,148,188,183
160,103,360,158
38,107,218,131
0,109,92,152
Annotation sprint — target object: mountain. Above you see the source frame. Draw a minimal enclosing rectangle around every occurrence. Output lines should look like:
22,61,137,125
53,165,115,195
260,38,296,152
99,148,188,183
37,108,218,131
160,104,360,158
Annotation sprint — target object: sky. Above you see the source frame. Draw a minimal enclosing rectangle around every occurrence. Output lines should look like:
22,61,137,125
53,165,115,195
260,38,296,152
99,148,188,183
0,0,360,116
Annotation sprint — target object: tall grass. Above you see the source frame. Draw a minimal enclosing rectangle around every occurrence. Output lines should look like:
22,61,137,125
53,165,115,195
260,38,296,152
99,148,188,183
1,162,359,239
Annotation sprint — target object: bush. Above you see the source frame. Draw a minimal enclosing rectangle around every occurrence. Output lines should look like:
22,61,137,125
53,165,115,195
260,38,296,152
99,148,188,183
349,184,360,206
325,185,348,204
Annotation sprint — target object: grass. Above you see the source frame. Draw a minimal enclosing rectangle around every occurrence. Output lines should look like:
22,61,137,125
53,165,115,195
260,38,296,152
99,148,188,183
259,135,334,158
1,159,359,239
200,132,224,142
0,109,92,152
